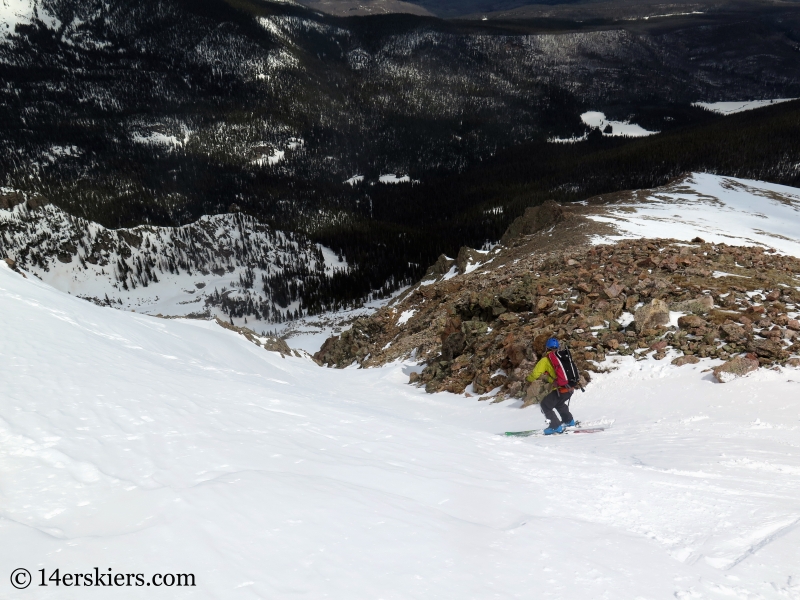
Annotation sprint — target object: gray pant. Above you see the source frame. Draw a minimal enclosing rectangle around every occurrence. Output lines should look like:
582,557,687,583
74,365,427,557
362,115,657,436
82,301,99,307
541,390,574,429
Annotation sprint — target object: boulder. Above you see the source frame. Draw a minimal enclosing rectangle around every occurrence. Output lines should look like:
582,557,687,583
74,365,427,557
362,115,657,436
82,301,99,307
677,315,707,329
0,190,25,210
603,282,625,299
423,254,455,280
788,319,800,332
441,331,466,361
672,355,700,367
720,323,746,341
634,299,669,333
26,194,50,210
456,246,484,274
671,296,714,314
712,356,759,382
520,379,549,408
748,338,788,359
500,200,565,245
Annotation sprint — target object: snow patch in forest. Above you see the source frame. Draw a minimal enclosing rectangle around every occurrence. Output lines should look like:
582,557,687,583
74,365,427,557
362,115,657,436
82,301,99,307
379,174,418,184
581,111,657,137
344,175,364,185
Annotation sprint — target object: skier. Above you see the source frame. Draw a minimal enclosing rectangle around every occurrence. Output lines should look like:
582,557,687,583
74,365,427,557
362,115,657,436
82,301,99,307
526,337,576,435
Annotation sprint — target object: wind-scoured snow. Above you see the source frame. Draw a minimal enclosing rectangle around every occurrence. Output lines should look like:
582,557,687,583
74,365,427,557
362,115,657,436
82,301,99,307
693,98,798,115
588,173,800,255
2,262,800,598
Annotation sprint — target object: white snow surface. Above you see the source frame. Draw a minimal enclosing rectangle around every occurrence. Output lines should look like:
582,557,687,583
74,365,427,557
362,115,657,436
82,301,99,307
693,99,798,115
589,173,800,256
581,111,658,137
3,259,800,599
0,0,33,36
378,174,416,184
0,0,58,39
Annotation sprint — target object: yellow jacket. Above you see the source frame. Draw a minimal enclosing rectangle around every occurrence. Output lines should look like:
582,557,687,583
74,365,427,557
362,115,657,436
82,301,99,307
526,355,555,387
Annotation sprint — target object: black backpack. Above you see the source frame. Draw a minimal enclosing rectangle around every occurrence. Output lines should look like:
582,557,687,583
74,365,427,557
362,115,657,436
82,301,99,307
549,347,581,390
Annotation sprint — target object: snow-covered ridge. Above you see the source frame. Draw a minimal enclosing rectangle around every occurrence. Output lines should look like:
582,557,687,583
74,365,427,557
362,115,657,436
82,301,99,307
588,173,800,256
693,98,798,115
0,195,347,332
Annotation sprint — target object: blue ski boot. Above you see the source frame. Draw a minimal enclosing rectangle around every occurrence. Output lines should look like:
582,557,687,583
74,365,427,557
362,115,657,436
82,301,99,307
562,419,576,428
543,424,564,435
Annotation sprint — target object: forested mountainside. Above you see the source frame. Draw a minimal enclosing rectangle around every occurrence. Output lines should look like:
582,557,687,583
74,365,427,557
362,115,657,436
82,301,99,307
2,0,800,310
0,191,357,328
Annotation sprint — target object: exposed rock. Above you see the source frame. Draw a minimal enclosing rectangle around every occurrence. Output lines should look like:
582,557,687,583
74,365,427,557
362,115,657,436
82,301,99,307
500,200,565,245
748,338,788,359
672,355,700,366
26,194,51,210
671,296,714,314
712,356,759,382
677,315,707,329
456,246,484,274
213,317,298,357
0,191,25,210
720,323,746,341
521,379,548,408
634,299,669,333
315,235,800,397
788,319,800,332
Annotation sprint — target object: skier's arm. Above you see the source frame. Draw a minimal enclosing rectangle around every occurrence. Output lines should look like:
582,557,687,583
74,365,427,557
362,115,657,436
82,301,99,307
526,356,555,383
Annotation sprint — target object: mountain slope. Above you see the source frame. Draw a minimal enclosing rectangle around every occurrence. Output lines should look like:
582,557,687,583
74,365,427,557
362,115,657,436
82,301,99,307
2,237,800,598
0,191,350,328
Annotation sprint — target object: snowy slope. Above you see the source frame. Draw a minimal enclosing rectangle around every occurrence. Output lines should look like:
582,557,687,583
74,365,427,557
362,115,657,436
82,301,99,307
693,99,798,115
3,258,800,598
588,173,800,256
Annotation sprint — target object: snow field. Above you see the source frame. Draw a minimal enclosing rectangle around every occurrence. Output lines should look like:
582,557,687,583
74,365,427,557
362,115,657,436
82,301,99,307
588,173,800,256
2,261,800,599
692,99,798,115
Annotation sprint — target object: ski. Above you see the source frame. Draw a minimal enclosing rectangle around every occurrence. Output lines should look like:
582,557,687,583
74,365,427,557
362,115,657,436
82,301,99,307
501,423,610,437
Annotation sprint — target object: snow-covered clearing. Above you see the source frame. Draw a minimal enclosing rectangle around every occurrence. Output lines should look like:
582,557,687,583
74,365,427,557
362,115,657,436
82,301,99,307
378,174,417,184
0,0,35,41
589,173,800,255
693,99,798,115
580,111,657,137
2,254,800,598
549,111,657,143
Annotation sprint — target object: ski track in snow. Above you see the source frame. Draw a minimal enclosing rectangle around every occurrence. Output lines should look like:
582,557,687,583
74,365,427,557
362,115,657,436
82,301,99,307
2,262,800,598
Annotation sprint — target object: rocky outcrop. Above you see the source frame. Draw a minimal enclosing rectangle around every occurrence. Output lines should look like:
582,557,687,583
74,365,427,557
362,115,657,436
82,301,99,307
315,237,800,402
500,200,566,246
213,317,302,358
713,355,760,382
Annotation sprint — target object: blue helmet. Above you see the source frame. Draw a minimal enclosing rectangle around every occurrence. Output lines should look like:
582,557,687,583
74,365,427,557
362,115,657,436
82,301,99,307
545,337,559,350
